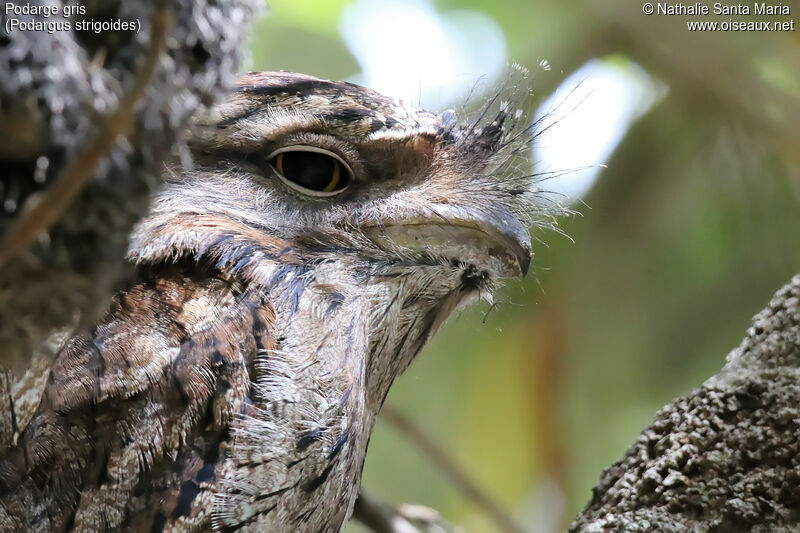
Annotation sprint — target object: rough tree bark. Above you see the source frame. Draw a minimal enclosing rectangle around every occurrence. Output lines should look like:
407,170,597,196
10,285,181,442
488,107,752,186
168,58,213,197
571,274,800,532
0,0,257,375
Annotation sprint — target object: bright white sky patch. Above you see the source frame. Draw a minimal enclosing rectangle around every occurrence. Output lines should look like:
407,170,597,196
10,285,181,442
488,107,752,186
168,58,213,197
534,58,664,202
340,0,506,111
340,3,659,203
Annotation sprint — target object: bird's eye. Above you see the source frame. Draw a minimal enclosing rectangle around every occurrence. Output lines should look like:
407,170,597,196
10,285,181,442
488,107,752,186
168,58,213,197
267,146,352,197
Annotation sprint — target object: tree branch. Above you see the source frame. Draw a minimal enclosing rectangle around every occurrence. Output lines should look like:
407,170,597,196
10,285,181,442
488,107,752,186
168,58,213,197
571,274,800,531
0,1,171,268
380,405,525,533
352,490,460,533
0,0,256,373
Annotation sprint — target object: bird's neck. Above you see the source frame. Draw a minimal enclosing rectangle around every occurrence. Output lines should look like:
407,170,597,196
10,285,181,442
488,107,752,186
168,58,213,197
281,261,470,416
123,214,472,529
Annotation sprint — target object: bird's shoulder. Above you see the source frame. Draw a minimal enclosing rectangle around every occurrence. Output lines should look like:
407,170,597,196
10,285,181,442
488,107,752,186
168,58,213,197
0,263,276,531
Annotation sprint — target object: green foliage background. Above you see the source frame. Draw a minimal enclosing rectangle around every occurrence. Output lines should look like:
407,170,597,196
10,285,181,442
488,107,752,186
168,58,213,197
247,1,800,530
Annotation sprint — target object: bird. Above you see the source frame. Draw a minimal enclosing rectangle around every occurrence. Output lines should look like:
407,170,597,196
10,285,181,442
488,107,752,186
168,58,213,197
0,70,549,532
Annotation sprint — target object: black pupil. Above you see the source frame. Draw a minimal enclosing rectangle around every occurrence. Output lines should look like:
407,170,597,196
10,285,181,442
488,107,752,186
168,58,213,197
276,151,340,191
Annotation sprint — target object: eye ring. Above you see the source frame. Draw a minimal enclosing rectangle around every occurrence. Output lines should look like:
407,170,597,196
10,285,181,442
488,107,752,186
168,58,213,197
266,146,353,197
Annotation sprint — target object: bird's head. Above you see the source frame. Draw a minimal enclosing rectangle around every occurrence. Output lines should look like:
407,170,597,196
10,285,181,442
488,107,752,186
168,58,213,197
129,70,556,409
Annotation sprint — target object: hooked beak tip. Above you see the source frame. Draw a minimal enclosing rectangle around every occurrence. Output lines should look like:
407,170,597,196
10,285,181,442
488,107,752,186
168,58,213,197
363,206,532,280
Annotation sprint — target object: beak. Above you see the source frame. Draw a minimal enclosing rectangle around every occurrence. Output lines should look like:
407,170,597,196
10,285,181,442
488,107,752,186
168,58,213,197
363,205,532,278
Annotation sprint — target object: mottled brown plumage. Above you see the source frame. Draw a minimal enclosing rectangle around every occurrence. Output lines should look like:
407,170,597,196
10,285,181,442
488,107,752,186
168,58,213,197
0,70,553,531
